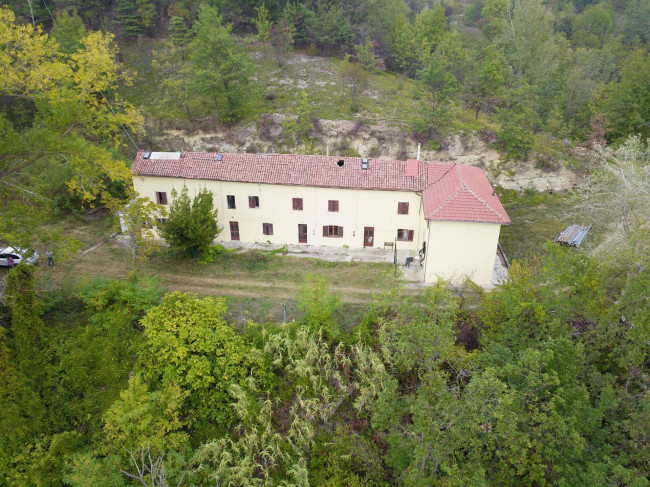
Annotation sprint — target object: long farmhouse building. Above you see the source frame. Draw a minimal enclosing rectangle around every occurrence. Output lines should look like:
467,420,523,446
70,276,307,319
131,151,511,287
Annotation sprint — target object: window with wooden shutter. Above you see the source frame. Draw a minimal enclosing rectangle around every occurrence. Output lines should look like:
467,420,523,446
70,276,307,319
324,226,343,237
155,192,168,205
227,195,236,209
397,229,414,241
398,202,409,214
292,198,303,210
328,200,339,212
263,223,273,235
248,196,259,208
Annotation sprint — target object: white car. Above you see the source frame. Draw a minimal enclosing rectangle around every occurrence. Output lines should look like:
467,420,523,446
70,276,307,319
0,247,40,267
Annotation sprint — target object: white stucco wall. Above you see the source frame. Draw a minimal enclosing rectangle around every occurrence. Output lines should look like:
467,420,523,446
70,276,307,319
133,175,424,250
423,221,501,287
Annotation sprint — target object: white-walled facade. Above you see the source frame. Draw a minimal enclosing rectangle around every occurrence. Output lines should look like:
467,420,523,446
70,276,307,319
131,151,511,288
423,221,501,285
133,175,425,251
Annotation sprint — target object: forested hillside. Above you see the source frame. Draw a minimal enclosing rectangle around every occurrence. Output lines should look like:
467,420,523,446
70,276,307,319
0,0,648,485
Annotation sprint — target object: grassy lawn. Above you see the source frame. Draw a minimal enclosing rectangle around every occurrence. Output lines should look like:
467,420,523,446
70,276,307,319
36,216,401,321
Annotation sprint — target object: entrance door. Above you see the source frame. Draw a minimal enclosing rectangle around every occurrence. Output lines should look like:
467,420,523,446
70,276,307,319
298,224,307,243
230,221,240,241
363,227,374,247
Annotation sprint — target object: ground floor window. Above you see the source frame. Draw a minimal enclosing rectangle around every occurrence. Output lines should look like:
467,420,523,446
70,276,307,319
263,223,273,235
230,221,240,240
397,229,414,241
323,225,343,238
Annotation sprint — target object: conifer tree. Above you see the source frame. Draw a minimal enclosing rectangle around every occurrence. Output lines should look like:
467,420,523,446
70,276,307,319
115,0,142,39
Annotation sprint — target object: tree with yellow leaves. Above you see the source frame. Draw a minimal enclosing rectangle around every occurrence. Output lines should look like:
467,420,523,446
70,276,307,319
0,6,143,243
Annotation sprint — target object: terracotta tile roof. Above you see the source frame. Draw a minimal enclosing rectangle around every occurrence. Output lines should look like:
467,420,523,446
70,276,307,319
405,159,420,177
132,151,510,224
132,152,429,192
422,164,511,224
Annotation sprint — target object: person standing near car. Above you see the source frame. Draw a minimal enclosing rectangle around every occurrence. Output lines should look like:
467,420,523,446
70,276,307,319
6,255,14,267
46,249,54,266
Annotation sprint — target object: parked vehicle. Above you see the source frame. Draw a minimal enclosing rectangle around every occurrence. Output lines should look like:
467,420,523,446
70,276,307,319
0,247,40,267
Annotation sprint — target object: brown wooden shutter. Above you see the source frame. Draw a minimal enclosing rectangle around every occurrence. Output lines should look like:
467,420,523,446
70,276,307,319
248,196,254,208
323,226,328,237
398,202,408,214
408,230,414,241
339,227,343,238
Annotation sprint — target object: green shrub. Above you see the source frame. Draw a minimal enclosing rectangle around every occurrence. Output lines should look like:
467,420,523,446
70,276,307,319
198,244,236,265
309,427,389,487
297,275,343,342
241,249,270,271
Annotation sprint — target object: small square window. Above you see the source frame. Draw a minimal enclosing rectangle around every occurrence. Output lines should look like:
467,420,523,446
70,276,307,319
292,198,303,210
328,200,339,212
227,195,236,209
249,196,260,208
155,192,168,205
263,223,274,235
398,202,409,214
397,229,414,241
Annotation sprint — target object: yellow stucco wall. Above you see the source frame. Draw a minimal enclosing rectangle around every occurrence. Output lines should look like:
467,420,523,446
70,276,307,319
133,175,424,250
423,221,501,287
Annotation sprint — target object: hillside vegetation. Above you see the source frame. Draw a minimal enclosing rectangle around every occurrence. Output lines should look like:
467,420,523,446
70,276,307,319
0,0,648,485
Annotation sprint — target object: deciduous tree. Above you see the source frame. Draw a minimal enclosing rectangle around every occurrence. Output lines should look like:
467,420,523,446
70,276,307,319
571,135,650,247
271,17,295,67
111,192,166,269
138,292,270,435
160,186,220,257
598,49,650,142
254,3,272,51
0,7,142,242
50,8,86,54
339,55,369,112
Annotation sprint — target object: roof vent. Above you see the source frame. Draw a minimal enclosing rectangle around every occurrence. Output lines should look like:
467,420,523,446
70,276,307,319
361,158,369,170
143,150,152,159
337,159,344,167
215,154,223,162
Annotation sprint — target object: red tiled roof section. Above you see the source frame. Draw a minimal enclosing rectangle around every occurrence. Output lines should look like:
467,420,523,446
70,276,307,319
132,152,429,192
132,152,510,224
422,164,511,224
405,159,420,177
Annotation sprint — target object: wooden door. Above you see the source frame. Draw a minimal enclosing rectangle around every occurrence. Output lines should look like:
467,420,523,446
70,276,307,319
298,224,307,243
363,227,374,247
230,221,240,241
